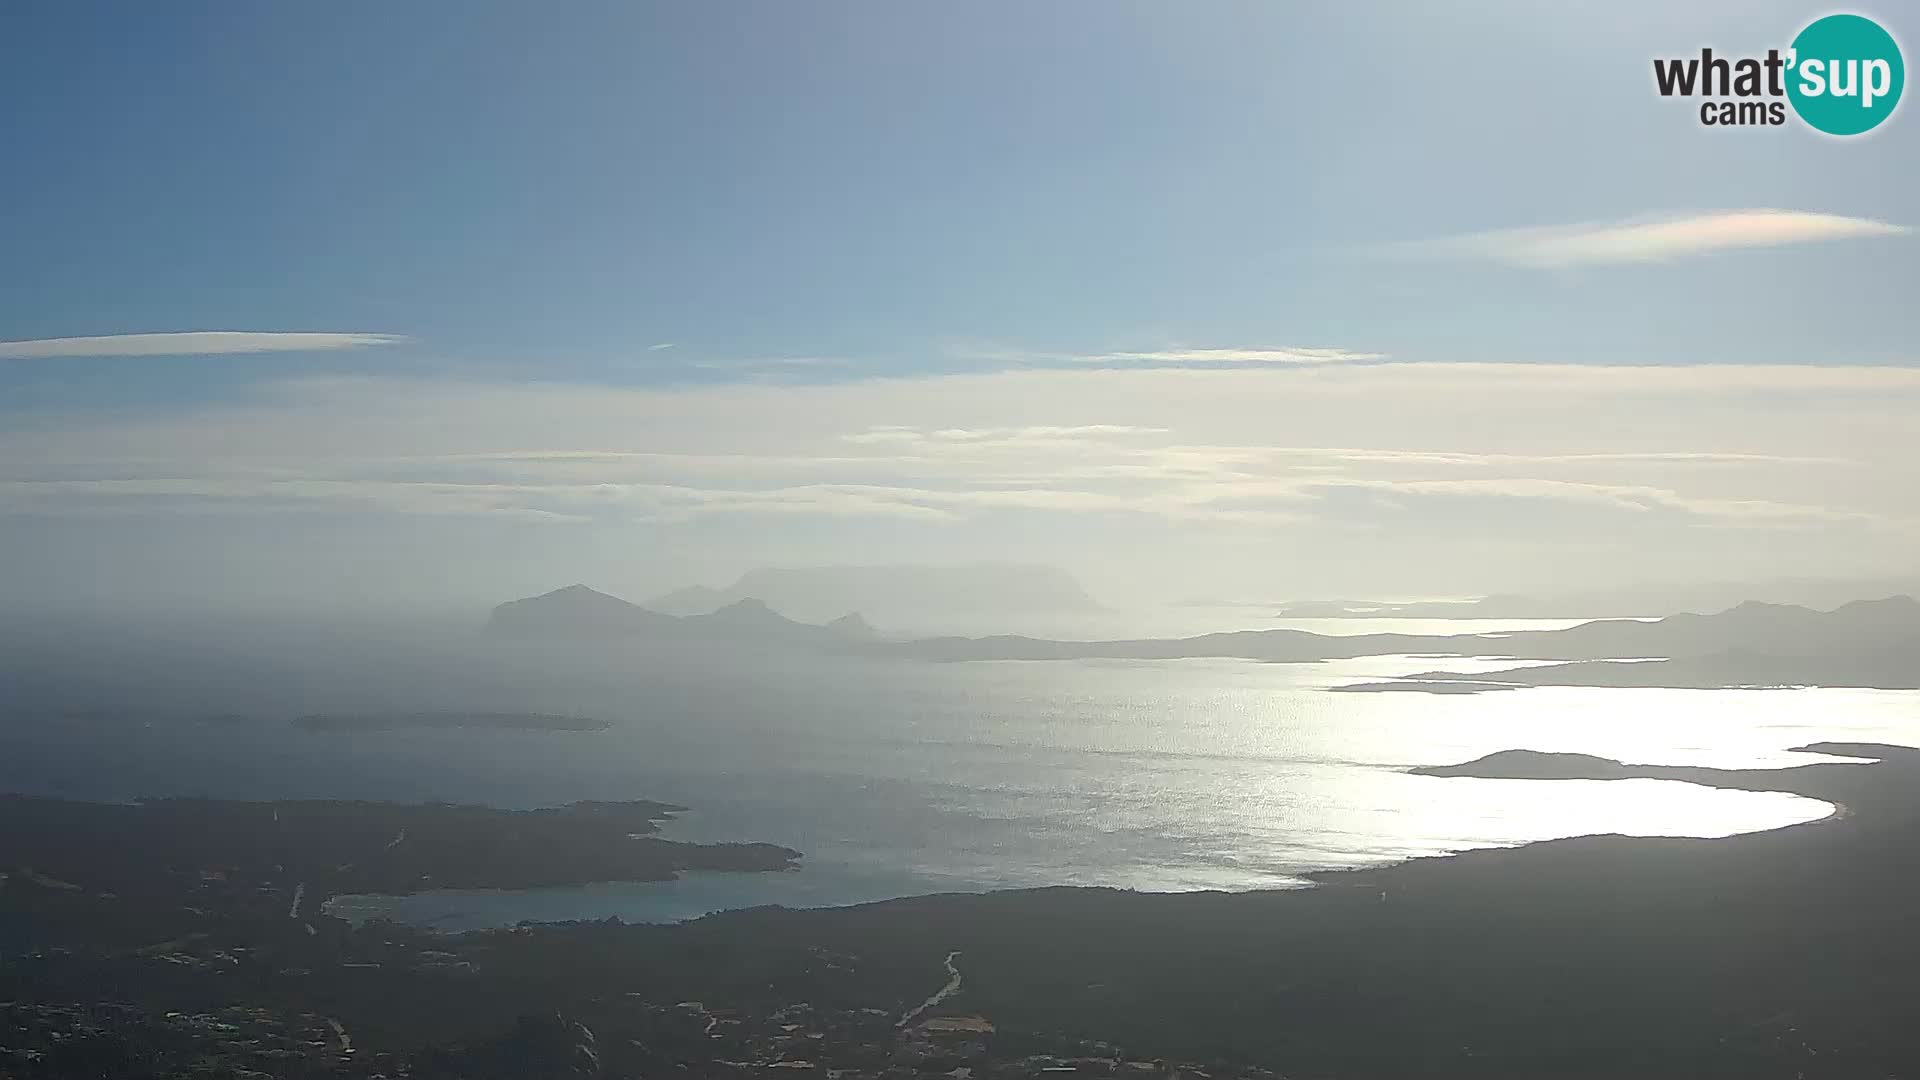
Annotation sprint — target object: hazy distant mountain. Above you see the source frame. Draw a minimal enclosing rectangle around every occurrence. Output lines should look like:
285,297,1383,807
893,596,1920,689
1396,596,1920,691
681,596,854,644
485,585,875,648
649,583,729,616
486,584,679,637
647,564,1100,625
1519,595,1920,658
685,596,791,631
825,611,879,641
490,585,1918,691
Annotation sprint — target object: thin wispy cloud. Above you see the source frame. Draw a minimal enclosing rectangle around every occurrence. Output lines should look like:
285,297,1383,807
0,459,1865,532
1309,477,1872,525
842,424,1167,447
1388,210,1911,268
1075,347,1385,365
955,344,1386,368
690,356,855,373
0,331,407,359
647,342,677,351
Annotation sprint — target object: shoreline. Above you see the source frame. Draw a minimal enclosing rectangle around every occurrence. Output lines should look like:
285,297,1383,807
344,747,1853,935
2,743,1873,939
9,742,1915,1075
565,740,1917,1075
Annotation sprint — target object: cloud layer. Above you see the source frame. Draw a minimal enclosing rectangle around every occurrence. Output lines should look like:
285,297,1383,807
1392,210,1911,268
4,361,1916,605
4,363,1912,526
0,332,407,359
1071,347,1385,365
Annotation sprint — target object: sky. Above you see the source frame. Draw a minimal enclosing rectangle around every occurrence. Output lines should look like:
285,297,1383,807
2,1,1916,615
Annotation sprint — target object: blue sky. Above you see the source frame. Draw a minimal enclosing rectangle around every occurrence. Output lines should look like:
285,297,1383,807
2,2,1916,613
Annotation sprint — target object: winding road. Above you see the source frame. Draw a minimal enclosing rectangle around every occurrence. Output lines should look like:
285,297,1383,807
897,951,963,1029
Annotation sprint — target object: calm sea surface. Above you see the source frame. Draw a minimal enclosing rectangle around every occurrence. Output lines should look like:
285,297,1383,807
4,613,1914,929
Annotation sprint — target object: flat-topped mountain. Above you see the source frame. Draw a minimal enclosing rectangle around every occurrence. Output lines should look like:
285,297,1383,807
648,563,1099,625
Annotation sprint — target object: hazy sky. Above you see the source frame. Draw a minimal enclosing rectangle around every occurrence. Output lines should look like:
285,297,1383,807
2,2,1916,613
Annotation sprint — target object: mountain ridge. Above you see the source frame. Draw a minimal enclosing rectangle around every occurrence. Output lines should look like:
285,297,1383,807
485,585,875,645
485,586,1918,690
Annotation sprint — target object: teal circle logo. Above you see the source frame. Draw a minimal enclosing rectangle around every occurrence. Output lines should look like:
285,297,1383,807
1786,14,1904,135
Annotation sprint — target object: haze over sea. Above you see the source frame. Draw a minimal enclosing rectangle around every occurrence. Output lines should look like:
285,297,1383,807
6,609,1915,931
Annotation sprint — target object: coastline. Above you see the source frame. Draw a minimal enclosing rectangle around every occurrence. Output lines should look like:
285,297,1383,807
9,741,1915,1076
324,749,1850,933
540,740,1914,1075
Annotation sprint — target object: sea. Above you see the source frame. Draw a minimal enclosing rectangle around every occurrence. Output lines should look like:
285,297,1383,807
4,608,1916,931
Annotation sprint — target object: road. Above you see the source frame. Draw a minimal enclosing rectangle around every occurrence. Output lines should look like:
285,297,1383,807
897,951,962,1028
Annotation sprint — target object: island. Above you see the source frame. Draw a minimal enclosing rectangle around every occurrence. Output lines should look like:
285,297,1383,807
1378,650,1920,692
1327,679,1518,694
1409,743,1883,794
481,584,1920,693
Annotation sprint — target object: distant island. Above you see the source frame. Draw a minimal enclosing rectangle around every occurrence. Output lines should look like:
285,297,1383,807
1384,650,1920,693
483,586,1920,692
1328,680,1517,695
889,596,1920,692
294,712,611,733
1273,574,1920,620
1409,744,1882,790
486,584,875,648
